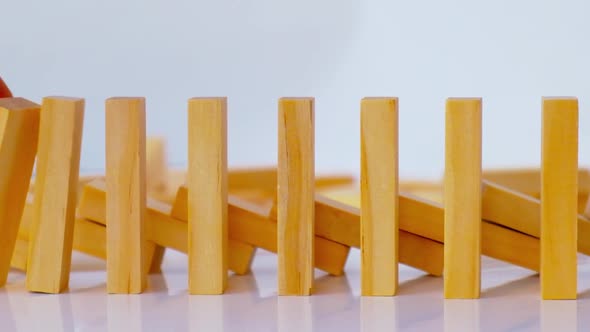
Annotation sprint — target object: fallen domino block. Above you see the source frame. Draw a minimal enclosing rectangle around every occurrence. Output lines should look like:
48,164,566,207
171,185,350,276
0,98,40,286
77,180,255,275
10,237,28,272
483,168,590,213
481,180,590,256
269,194,443,276
14,193,160,276
318,191,540,272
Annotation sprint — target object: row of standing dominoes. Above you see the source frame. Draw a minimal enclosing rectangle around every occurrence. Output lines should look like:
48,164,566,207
0,95,581,299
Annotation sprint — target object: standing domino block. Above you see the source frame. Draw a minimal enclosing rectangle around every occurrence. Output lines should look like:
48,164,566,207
444,98,482,299
106,97,147,294
26,97,84,293
360,97,398,296
0,98,39,285
187,97,228,294
541,97,578,300
278,98,315,296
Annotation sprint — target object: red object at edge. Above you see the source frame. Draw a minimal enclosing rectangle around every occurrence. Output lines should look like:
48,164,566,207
0,76,13,98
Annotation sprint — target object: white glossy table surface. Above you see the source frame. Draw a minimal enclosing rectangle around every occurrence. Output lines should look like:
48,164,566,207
2,249,588,331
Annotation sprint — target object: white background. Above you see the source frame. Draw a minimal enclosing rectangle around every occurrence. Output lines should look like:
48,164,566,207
2,0,590,178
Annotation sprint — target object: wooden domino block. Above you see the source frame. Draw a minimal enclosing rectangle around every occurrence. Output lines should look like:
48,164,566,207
313,195,443,276
482,181,590,259
105,97,147,294
313,192,539,274
187,97,228,294
278,98,315,296
541,97,578,300
72,218,107,259
360,97,398,296
171,185,348,276
0,98,40,285
10,237,29,272
77,180,256,275
27,96,84,293
444,98,482,299
18,189,161,276
483,168,590,213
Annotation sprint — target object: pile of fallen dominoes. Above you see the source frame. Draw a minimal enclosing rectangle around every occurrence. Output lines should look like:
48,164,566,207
0,90,583,300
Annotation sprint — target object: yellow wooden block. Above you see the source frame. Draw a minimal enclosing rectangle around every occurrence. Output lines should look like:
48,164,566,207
10,193,106,271
360,97,398,296
308,196,443,276
10,237,29,272
483,168,590,213
27,96,84,294
482,222,539,271
400,181,443,204
171,185,348,276
0,98,40,285
444,98,482,299
315,191,541,274
278,97,315,296
78,180,256,275
19,194,107,260
483,168,590,197
187,97,228,294
482,180,590,259
482,181,540,237
541,97,578,300
72,218,107,259
16,192,160,275
106,97,147,294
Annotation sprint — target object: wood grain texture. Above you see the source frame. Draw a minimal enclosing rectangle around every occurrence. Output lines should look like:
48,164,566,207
27,96,84,293
105,97,147,294
541,97,578,300
0,98,40,285
360,97,398,296
171,185,347,276
444,98,482,299
187,97,228,294
278,98,315,296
